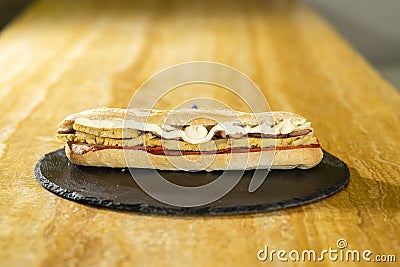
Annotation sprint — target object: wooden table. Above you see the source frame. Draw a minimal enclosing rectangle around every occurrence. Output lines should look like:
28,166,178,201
1,0,399,266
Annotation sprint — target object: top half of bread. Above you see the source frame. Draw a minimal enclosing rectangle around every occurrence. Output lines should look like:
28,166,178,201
57,107,312,132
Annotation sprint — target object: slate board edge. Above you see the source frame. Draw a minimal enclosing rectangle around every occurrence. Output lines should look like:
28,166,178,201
34,149,350,216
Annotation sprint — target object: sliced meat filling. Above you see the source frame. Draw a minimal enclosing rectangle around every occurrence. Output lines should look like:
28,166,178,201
68,142,321,156
57,130,318,151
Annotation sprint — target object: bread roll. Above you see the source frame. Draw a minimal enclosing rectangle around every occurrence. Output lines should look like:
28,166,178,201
56,107,323,170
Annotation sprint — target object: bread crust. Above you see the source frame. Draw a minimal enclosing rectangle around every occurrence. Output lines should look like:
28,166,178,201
58,107,308,130
65,144,323,171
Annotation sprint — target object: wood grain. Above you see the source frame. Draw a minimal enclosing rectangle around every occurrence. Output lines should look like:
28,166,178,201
0,0,399,266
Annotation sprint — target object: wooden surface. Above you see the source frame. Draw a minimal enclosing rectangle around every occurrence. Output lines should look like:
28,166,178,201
1,0,399,266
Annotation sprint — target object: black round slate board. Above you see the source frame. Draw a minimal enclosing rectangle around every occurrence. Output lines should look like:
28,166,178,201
34,149,349,215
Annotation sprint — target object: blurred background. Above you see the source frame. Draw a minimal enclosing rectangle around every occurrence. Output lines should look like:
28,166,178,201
305,0,400,89
0,0,399,89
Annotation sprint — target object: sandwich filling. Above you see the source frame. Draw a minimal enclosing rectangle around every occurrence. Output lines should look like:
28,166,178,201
56,109,320,156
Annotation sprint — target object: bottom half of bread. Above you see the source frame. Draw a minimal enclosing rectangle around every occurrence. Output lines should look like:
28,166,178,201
65,144,323,171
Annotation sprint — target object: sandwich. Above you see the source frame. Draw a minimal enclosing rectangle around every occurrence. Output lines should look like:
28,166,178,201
56,107,323,171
